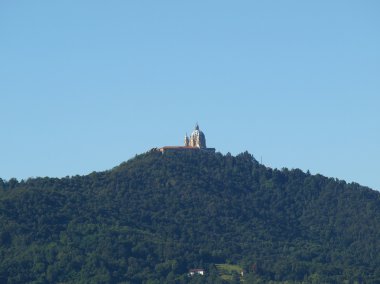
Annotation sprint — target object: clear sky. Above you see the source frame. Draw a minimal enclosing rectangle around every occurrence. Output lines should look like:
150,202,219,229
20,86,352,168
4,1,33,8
1,1,379,190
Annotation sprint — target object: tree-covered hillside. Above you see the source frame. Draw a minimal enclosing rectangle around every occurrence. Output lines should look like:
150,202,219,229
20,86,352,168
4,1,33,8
1,150,380,283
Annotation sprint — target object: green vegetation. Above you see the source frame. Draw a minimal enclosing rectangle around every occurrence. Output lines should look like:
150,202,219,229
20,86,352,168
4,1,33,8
0,150,380,283
216,264,243,282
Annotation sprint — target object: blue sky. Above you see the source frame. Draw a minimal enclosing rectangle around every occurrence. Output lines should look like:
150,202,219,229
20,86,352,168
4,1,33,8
1,1,379,190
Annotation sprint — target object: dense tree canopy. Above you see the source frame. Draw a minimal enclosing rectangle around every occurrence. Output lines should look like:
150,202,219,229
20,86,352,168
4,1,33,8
0,150,379,283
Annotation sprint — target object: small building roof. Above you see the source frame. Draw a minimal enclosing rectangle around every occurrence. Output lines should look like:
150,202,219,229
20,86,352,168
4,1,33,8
189,268,205,272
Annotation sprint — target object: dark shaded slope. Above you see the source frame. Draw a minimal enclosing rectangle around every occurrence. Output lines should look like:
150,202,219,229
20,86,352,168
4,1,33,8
0,150,380,283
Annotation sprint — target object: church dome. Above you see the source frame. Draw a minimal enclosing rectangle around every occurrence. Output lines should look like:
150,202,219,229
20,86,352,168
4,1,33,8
189,123,206,148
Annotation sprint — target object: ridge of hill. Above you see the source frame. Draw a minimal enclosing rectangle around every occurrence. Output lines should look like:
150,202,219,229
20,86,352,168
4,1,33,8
0,150,380,283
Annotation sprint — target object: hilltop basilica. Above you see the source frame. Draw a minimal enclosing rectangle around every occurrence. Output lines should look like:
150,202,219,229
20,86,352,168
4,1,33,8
184,123,207,148
158,124,215,153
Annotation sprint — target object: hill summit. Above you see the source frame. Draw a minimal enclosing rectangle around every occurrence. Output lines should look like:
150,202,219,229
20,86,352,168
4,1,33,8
1,150,380,283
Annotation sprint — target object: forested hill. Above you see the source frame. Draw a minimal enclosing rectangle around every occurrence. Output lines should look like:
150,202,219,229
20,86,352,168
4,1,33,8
1,150,380,283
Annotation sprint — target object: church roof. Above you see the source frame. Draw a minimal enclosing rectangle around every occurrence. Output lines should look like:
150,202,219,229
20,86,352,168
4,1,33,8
158,146,202,153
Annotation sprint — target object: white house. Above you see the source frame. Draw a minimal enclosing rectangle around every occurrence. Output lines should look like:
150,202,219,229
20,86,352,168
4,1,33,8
188,268,205,276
